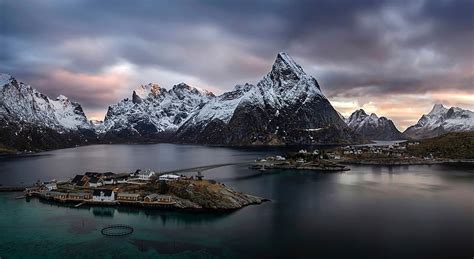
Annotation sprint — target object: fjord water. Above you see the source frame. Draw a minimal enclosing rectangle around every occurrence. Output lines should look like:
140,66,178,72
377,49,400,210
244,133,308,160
0,144,473,258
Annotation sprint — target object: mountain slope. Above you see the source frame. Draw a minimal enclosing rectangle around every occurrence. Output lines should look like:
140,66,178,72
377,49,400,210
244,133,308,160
0,74,95,151
102,82,214,141
175,52,358,145
403,104,474,139
345,109,404,140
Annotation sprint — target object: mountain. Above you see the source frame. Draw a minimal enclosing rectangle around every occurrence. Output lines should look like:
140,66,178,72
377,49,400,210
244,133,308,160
175,52,358,145
1,52,362,150
0,73,95,151
403,104,474,139
101,82,214,141
345,109,404,140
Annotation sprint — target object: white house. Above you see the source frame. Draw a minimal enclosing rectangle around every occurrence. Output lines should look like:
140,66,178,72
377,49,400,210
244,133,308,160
44,182,57,191
159,174,180,181
138,170,156,181
92,189,115,202
275,156,286,161
103,178,116,185
88,177,104,188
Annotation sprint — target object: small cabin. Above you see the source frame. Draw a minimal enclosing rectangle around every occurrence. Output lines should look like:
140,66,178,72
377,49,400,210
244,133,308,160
92,189,115,202
144,194,173,203
156,195,173,203
68,192,92,200
88,177,104,188
144,193,159,202
44,182,57,191
103,178,116,185
138,170,156,181
117,192,141,201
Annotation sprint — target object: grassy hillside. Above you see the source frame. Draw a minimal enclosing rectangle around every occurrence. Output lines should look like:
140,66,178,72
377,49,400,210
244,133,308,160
407,131,474,159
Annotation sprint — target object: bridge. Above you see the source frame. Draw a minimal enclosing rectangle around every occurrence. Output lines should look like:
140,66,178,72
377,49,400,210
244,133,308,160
161,161,254,175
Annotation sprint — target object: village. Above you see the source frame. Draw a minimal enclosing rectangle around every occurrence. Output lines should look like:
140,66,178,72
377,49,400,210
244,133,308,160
22,168,265,211
251,150,350,172
25,170,184,207
327,141,442,165
250,140,443,170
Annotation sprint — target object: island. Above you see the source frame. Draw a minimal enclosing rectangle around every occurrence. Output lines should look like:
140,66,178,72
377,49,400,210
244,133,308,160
249,151,350,172
21,170,266,211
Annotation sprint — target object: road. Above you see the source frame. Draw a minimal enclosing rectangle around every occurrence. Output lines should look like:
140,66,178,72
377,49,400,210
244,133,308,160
161,161,259,174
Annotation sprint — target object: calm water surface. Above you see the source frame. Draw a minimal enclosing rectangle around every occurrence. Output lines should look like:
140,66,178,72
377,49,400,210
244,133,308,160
0,144,473,258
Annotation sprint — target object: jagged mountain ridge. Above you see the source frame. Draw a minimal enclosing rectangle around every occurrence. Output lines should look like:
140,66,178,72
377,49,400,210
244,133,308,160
403,104,474,139
175,52,357,145
345,109,404,140
102,82,214,141
0,73,95,151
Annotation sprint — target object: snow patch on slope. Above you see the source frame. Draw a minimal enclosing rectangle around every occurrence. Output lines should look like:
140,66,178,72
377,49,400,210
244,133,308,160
183,52,325,127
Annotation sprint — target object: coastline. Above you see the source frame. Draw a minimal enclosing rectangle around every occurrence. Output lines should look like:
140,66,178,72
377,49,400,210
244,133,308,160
7,177,268,212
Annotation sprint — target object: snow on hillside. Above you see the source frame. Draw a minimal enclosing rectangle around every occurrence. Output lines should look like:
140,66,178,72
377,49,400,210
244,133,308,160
0,74,91,131
346,109,403,140
404,104,474,139
183,52,325,127
102,82,214,135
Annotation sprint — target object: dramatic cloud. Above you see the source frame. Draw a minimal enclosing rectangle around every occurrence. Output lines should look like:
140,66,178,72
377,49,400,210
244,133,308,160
1,0,473,129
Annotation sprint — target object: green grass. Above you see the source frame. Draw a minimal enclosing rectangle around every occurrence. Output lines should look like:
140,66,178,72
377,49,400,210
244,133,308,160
407,131,474,159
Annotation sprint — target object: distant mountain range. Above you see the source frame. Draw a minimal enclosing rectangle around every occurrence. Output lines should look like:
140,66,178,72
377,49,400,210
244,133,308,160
101,52,356,145
1,53,473,151
403,104,474,139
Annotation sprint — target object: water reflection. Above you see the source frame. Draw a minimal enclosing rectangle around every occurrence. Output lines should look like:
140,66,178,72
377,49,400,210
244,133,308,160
92,207,115,217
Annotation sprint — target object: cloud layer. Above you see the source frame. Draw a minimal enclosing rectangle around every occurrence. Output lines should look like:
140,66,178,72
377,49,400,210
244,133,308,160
1,0,473,129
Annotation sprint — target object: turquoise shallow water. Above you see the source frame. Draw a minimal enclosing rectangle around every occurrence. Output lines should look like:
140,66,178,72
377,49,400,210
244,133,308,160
1,144,474,258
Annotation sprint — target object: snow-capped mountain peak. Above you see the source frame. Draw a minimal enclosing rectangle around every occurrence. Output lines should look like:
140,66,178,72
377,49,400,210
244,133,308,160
429,103,448,115
56,94,69,101
369,113,379,120
0,74,91,131
102,81,214,137
273,52,306,77
267,52,322,96
404,104,474,139
175,52,350,145
346,109,403,140
134,83,162,99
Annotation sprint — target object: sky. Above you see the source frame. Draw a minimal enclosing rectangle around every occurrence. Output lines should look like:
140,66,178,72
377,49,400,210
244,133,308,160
1,0,473,130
